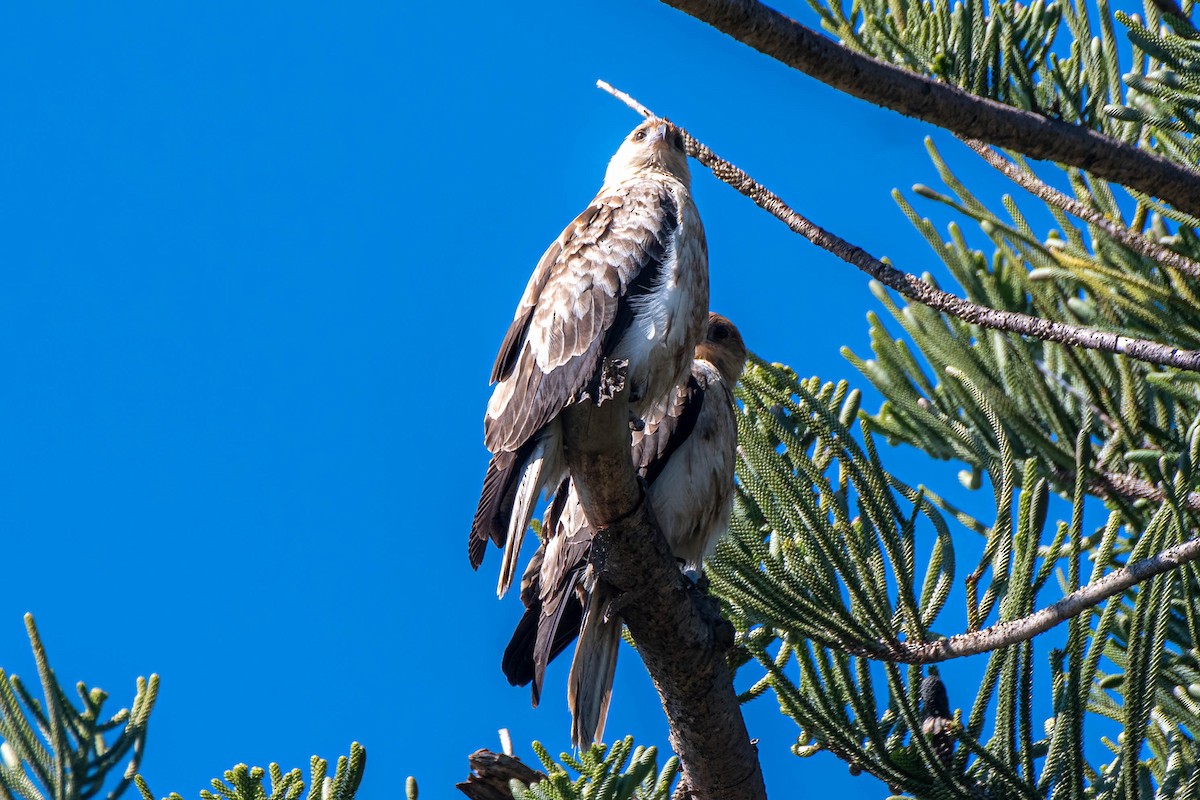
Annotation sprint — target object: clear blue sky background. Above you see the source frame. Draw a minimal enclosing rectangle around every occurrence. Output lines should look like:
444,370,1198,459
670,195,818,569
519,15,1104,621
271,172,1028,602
0,3,1126,798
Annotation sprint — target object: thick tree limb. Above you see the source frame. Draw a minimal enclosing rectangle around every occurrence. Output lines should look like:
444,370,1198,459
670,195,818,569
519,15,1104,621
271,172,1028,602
597,81,1200,373
655,0,1200,219
561,375,767,800
855,532,1200,662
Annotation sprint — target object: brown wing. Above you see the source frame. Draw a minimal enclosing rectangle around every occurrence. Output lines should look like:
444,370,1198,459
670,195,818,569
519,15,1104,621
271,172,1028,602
489,221,571,386
631,369,707,486
484,182,680,455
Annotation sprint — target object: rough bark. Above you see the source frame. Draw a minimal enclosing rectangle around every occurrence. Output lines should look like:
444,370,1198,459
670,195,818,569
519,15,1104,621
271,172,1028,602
657,0,1200,220
560,380,768,800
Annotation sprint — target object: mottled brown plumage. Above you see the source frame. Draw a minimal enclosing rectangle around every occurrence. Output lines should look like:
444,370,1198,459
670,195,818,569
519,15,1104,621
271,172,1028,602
471,119,709,600
634,314,746,572
502,314,747,747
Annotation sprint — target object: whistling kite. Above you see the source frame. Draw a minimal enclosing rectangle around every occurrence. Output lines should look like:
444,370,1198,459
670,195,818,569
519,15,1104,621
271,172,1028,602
471,118,709,599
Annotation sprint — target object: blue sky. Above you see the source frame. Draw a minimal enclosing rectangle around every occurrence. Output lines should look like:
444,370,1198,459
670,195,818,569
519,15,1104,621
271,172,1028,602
0,3,1124,798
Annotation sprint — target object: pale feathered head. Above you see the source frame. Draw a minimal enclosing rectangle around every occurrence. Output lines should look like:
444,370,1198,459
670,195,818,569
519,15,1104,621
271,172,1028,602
696,313,747,386
603,118,691,186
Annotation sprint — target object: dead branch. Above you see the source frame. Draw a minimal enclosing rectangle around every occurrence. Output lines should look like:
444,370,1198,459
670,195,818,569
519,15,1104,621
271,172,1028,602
457,750,545,800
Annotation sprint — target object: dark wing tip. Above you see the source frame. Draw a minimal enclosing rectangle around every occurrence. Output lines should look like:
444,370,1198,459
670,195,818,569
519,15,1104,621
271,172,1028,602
468,532,488,569
470,449,525,569
532,589,585,704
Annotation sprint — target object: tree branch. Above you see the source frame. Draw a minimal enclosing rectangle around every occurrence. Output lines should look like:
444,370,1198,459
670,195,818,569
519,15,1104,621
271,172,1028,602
855,532,1200,662
560,372,767,800
1051,466,1200,512
961,139,1200,280
596,81,1200,373
655,0,1200,219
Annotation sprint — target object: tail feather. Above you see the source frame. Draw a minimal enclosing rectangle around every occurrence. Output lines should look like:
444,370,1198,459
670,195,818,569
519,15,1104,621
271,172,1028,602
497,439,546,597
471,426,563,578
502,606,539,690
503,594,583,705
532,576,584,703
468,432,548,571
469,448,523,568
518,543,546,607
568,590,622,748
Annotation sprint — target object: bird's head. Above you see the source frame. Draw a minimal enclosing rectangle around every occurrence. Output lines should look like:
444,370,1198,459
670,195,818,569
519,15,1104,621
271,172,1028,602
603,118,691,186
696,313,747,385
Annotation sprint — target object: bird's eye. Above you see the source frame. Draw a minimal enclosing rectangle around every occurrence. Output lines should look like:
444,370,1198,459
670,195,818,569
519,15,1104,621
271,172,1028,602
673,132,685,150
711,324,730,341
633,129,647,142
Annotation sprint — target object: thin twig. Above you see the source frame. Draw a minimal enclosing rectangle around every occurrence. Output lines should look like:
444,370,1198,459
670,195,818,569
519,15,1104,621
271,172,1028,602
962,139,1200,280
654,0,1200,219
1052,467,1200,512
597,81,1200,373
860,532,1200,663
600,82,653,118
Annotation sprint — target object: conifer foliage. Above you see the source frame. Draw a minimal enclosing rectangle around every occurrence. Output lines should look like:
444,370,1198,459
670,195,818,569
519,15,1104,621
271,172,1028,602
0,614,363,800
0,614,154,800
7,0,1200,795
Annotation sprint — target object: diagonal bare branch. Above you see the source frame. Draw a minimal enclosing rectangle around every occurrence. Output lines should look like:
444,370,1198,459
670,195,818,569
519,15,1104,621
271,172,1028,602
961,139,1200,280
655,0,1200,219
597,80,1200,373
858,532,1200,663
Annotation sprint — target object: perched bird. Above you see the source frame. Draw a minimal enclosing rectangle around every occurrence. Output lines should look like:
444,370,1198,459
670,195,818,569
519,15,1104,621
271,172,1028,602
470,118,709,598
502,314,748,747
919,673,955,772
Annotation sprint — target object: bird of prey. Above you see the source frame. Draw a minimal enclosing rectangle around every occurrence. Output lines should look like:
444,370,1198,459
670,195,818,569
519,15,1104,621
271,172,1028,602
470,118,709,599
501,314,748,747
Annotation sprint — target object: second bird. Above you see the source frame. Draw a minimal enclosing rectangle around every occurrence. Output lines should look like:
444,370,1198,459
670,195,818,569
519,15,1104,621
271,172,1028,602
503,313,748,747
